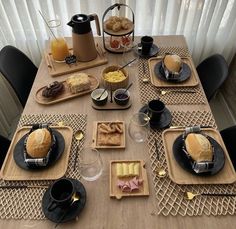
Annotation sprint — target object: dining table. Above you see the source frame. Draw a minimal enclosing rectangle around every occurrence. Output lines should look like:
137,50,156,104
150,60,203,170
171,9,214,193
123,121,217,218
0,35,236,229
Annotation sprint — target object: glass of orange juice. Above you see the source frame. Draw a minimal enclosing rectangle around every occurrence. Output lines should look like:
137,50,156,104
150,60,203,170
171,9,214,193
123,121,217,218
48,19,70,62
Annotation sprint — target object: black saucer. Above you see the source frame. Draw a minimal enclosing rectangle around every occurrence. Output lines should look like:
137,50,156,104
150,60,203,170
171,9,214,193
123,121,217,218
172,134,225,176
134,43,159,58
139,105,172,129
42,178,86,223
13,129,65,170
154,61,191,82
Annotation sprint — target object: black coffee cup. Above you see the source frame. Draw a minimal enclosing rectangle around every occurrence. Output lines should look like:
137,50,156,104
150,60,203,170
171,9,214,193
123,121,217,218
141,36,153,55
47,178,75,211
148,100,165,121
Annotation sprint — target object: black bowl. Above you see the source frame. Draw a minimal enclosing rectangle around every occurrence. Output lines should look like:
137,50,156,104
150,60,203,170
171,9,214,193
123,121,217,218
91,88,108,106
114,88,130,106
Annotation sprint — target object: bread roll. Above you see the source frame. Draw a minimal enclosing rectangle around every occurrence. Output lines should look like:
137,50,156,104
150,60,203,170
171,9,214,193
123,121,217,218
26,128,52,158
185,133,213,162
163,54,182,73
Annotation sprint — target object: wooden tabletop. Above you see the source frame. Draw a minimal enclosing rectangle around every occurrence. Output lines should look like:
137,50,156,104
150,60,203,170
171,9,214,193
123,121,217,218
1,35,235,229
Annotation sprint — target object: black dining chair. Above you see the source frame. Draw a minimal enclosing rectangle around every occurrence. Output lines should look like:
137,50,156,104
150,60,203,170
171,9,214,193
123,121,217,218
0,134,11,169
0,45,38,107
220,125,236,170
196,54,228,101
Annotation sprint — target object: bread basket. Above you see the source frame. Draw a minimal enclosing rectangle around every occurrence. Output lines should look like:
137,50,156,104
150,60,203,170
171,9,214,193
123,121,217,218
102,65,129,91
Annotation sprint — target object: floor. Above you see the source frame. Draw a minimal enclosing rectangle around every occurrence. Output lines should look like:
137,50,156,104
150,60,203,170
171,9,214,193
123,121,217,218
209,91,236,131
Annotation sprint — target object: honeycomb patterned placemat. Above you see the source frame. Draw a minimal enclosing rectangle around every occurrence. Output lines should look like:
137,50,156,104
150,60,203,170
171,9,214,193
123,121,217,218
148,110,236,216
138,47,206,105
0,113,87,219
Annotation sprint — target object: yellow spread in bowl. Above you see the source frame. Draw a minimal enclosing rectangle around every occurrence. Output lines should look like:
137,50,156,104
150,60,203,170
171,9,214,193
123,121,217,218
104,70,126,83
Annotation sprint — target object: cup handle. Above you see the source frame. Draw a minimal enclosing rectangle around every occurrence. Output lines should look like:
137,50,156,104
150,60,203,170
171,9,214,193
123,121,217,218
47,201,59,212
147,110,152,120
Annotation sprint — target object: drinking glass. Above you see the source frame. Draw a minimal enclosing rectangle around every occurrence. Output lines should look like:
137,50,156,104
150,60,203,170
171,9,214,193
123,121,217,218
48,19,70,62
128,112,150,143
121,39,138,67
78,147,103,181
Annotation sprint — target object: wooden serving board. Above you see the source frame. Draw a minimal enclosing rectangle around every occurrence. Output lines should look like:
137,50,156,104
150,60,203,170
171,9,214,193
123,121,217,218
148,56,199,87
92,121,125,149
35,75,99,105
110,160,149,199
45,48,108,77
91,100,132,110
162,128,236,184
1,126,73,181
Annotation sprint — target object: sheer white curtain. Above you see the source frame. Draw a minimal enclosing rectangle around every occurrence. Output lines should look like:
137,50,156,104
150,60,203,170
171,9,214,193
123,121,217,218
128,0,236,65
0,0,235,65
0,0,236,137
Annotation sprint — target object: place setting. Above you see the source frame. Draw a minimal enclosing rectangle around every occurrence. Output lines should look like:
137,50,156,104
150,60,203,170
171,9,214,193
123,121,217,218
148,53,199,88
1,122,73,181
162,125,236,185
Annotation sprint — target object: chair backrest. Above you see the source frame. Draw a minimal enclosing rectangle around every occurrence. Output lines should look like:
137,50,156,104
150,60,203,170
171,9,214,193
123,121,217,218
0,45,38,107
196,54,228,101
220,125,236,170
0,134,10,169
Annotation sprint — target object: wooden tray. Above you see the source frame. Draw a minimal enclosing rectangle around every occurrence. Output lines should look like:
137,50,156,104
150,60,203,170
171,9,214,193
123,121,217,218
110,160,149,199
92,121,125,149
45,47,108,77
148,56,199,88
162,128,236,184
35,75,99,105
91,100,132,110
1,126,73,181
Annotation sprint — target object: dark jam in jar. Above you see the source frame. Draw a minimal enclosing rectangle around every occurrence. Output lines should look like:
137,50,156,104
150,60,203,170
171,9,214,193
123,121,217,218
116,93,128,100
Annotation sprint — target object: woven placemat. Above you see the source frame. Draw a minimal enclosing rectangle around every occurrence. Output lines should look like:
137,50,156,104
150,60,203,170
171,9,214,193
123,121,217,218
148,110,236,216
0,113,87,219
138,47,206,105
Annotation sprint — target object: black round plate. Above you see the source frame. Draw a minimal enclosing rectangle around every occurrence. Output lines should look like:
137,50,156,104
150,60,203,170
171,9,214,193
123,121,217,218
13,129,65,170
42,178,86,223
172,134,225,176
134,43,159,58
139,105,172,129
154,62,191,82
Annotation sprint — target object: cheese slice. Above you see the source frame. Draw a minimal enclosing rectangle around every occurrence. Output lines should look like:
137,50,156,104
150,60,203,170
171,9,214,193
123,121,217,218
116,163,123,177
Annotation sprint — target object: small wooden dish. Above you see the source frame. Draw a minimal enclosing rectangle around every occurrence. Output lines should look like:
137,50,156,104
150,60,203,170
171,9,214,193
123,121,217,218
101,65,129,91
92,121,125,149
35,75,99,105
91,100,132,110
110,160,149,199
